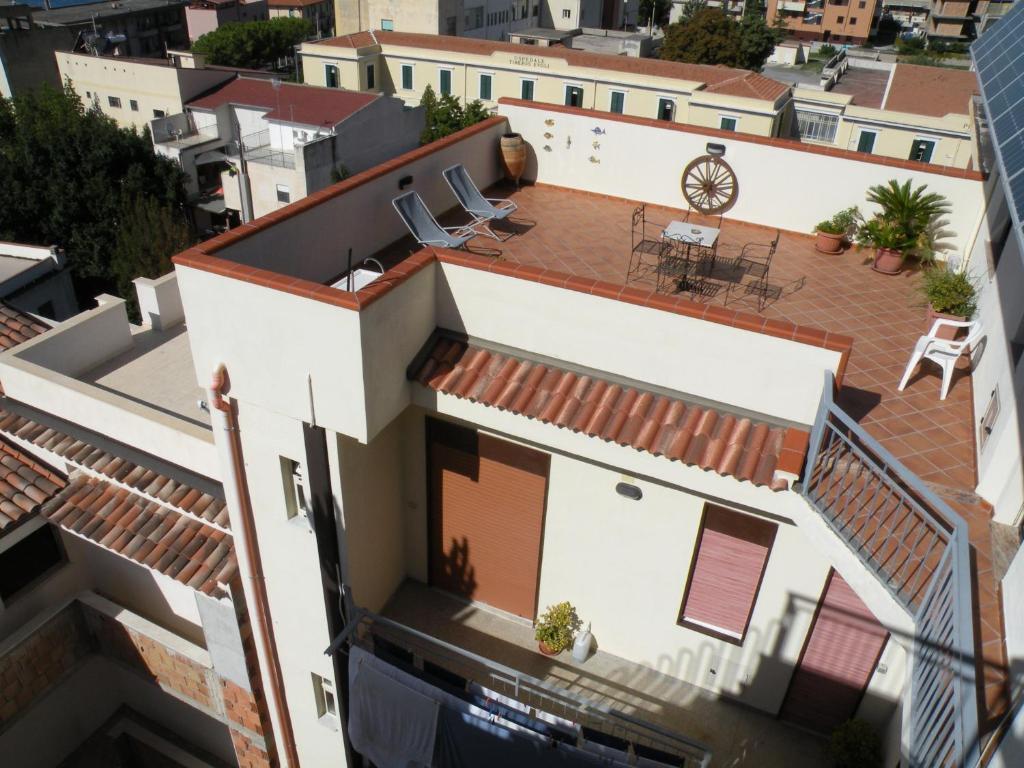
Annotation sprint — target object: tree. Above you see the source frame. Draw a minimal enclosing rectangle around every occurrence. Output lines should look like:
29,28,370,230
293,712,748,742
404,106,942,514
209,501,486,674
419,85,490,145
193,18,313,69
660,8,782,71
678,0,707,22
0,85,189,306
111,197,192,303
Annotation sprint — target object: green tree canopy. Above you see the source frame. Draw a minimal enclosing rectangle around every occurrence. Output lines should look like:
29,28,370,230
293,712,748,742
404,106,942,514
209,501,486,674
193,17,313,69
0,84,189,306
419,85,490,145
660,8,782,70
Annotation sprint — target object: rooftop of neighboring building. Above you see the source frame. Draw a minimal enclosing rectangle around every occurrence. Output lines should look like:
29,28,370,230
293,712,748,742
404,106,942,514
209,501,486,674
314,30,791,103
829,66,890,109
881,63,979,117
0,242,64,294
31,0,186,26
188,76,380,126
0,298,49,351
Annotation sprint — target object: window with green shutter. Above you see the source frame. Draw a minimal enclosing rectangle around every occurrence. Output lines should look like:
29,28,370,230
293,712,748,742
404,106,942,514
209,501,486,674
480,73,492,101
521,80,534,100
439,69,452,96
401,64,413,90
609,91,624,114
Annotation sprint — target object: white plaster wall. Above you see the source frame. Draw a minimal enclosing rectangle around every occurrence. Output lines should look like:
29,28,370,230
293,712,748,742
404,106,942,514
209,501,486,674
177,265,368,440
965,179,1024,524
994,545,1024,768
336,419,407,613
213,119,507,279
394,404,907,723
497,102,986,256
232,400,345,767
434,262,842,425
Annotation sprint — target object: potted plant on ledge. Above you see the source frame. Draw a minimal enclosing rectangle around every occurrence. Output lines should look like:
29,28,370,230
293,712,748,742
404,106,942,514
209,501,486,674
535,601,582,656
815,206,860,254
861,180,950,275
921,264,977,340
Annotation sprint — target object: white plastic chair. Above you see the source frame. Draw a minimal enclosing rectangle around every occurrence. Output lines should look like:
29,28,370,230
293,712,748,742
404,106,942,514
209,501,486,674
897,319,982,400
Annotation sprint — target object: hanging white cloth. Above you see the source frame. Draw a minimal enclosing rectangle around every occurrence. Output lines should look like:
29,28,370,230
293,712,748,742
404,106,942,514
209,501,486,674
348,648,440,768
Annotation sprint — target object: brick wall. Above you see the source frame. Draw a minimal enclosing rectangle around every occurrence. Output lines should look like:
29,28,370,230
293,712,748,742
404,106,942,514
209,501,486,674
0,596,273,767
0,605,91,728
88,608,215,710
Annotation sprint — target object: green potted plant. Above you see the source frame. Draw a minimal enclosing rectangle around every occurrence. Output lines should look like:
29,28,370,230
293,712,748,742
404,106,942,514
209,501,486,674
535,601,582,655
828,719,881,768
815,206,860,254
857,216,913,273
921,264,977,340
863,180,950,275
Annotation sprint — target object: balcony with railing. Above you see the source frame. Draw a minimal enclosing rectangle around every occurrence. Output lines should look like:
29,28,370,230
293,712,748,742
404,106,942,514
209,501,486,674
801,372,981,767
233,129,296,170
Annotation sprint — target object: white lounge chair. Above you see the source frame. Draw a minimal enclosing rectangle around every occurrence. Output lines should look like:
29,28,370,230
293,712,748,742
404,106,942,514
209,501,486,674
392,191,477,250
897,319,982,400
443,164,517,241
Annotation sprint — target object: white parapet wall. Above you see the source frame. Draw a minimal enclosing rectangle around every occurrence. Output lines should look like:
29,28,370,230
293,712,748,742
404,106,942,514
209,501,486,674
497,100,986,258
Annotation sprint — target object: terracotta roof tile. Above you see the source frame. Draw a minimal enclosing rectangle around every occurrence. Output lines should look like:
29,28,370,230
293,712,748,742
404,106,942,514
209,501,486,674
189,77,379,126
0,303,49,351
411,336,792,490
0,408,229,528
319,30,790,103
42,473,235,598
0,441,65,534
882,64,978,118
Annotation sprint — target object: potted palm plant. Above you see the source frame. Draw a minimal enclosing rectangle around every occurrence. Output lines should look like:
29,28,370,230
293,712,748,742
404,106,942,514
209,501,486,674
862,180,950,275
815,207,860,254
535,601,582,656
921,264,976,340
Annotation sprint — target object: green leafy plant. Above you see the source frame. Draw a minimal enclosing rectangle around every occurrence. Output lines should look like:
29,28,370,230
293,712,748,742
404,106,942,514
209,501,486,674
660,7,782,71
818,43,838,60
857,217,914,252
193,17,313,69
865,179,949,259
419,85,490,145
817,206,861,236
921,265,977,317
534,601,582,653
828,719,881,768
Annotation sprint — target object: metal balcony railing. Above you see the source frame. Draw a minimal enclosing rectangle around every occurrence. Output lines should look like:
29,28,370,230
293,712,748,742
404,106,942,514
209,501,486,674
329,609,713,768
801,372,979,768
236,129,296,169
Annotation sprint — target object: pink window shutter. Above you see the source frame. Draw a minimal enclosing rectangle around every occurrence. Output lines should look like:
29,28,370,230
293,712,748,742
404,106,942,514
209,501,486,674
682,507,776,637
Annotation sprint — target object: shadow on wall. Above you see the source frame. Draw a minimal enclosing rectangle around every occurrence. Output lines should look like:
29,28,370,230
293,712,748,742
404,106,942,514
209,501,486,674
373,579,1009,764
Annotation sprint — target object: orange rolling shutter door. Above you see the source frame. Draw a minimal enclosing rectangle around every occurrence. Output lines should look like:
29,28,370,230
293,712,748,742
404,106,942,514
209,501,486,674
681,506,776,638
429,423,549,620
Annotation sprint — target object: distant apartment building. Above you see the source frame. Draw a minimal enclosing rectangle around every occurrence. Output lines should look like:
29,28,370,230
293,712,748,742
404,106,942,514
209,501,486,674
152,76,422,224
670,0,746,20
56,49,248,133
301,30,793,137
332,0,634,39
268,0,334,38
790,62,979,167
0,4,78,98
924,0,1013,39
31,0,189,57
767,0,882,44
186,0,269,41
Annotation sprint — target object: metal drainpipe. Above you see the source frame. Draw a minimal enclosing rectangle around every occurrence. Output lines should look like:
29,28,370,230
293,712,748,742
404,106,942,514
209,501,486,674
208,365,301,768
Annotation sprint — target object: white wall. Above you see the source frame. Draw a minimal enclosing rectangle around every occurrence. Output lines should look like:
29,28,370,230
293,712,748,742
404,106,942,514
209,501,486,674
232,400,345,767
964,179,1024,524
497,101,986,257
434,262,842,425
994,545,1024,768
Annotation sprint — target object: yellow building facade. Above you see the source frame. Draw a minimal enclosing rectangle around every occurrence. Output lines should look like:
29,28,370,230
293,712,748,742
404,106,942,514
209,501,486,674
300,31,794,138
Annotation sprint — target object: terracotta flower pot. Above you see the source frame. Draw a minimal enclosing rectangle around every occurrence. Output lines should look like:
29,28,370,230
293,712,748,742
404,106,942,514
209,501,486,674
926,306,967,340
538,640,560,656
499,132,527,186
815,230,843,254
872,247,905,275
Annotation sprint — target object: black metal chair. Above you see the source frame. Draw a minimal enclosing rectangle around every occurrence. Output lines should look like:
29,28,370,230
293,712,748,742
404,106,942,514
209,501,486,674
626,204,665,284
729,229,780,311
655,239,705,295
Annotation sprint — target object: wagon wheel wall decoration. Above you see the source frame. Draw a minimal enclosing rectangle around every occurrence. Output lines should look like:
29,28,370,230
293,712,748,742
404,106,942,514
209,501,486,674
681,155,738,215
